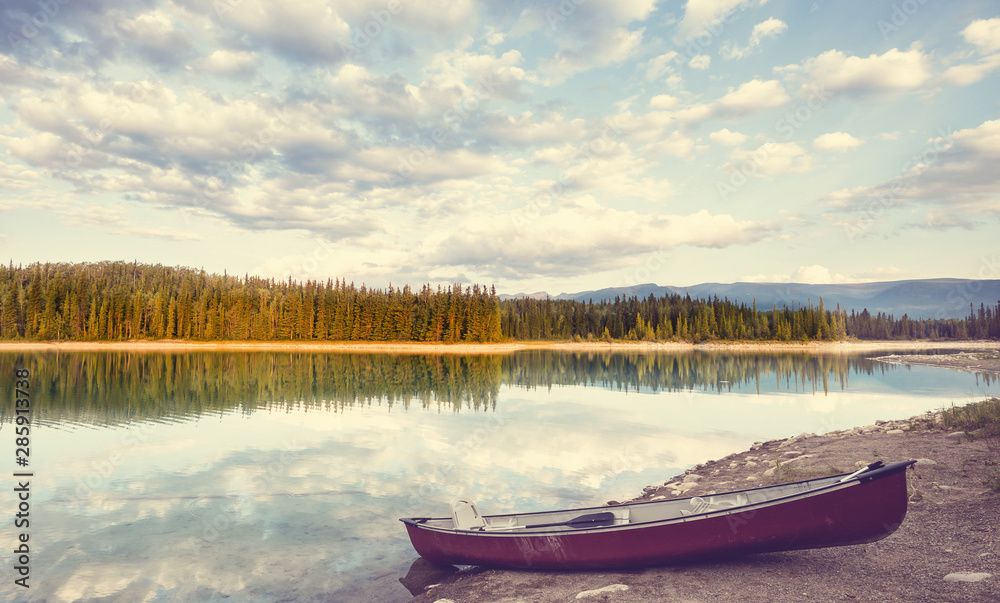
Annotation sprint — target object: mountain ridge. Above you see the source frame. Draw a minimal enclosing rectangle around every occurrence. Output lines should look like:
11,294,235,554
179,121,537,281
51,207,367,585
499,278,1000,320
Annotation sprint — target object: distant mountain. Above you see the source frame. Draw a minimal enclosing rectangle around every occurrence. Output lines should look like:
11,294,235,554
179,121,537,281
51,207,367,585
501,279,1000,320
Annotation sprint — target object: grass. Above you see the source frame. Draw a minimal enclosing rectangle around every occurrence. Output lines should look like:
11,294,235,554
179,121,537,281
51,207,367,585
941,397,1000,491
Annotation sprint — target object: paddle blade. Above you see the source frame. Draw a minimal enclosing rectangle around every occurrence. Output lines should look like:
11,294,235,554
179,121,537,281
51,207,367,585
564,512,617,528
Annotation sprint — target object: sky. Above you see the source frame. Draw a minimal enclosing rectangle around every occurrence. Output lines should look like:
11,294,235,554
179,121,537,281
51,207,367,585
0,0,998,295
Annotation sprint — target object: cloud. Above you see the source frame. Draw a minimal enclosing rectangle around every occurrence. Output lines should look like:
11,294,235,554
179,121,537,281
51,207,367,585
961,17,1000,53
777,47,932,95
721,17,787,59
115,10,195,67
541,27,644,85
189,50,260,77
643,51,681,84
56,203,204,240
674,0,767,42
813,132,863,152
649,94,680,109
610,79,790,149
206,0,353,63
689,55,711,69
0,161,39,190
716,79,790,115
742,265,856,284
423,201,777,278
481,110,586,146
709,128,747,146
941,52,1000,85
728,142,813,174
824,118,1000,216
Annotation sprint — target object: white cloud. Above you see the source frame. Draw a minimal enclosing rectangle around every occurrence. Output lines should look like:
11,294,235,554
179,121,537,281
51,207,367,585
649,94,680,109
961,18,1000,53
729,142,813,174
721,17,787,59
742,265,857,284
644,51,681,83
675,0,768,42
482,111,585,146
424,201,776,278
217,0,352,62
541,27,644,85
777,47,931,95
689,55,711,69
709,128,747,146
0,161,38,190
941,53,1000,85
813,132,863,152
825,118,1000,215
717,79,790,115
190,50,260,77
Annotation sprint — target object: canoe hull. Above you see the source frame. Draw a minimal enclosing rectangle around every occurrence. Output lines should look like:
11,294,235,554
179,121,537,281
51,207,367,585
402,462,913,569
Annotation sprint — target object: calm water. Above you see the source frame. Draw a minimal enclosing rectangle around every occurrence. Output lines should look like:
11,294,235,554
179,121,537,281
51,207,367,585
0,349,996,602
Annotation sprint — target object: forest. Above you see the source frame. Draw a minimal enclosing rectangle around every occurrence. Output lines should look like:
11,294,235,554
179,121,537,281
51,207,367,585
1,261,998,343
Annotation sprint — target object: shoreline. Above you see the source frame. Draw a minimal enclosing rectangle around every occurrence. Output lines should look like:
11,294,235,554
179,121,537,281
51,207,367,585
412,402,999,602
0,339,997,354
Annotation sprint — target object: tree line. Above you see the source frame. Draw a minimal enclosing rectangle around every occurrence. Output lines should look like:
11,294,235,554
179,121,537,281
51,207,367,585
503,294,1000,342
0,261,501,342
1,261,998,343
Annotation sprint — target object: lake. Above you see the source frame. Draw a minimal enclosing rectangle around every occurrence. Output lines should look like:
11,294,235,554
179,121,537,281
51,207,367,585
0,348,996,601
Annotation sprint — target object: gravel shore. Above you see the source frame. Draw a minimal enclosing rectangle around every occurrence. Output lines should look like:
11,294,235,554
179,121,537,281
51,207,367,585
405,354,1000,603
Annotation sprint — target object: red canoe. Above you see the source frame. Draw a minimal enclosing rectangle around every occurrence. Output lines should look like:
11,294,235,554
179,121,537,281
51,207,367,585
400,460,916,569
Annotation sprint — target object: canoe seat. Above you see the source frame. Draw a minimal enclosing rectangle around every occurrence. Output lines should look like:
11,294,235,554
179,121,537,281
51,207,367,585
451,497,486,531
681,494,749,516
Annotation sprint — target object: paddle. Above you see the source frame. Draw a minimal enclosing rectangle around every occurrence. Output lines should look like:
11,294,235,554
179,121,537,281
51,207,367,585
524,511,618,530
838,460,884,483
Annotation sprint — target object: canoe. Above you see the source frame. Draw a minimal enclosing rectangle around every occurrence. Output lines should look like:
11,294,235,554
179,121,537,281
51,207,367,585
400,459,916,569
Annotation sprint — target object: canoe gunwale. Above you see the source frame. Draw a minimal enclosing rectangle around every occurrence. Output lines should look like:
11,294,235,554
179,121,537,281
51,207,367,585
399,459,916,537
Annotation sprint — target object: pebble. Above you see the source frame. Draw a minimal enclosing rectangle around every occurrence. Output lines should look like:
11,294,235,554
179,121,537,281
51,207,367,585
729,461,739,468
576,584,630,599
432,599,457,603
745,461,758,468
886,429,905,435
915,458,937,465
783,454,816,464
677,482,698,493
782,451,803,457
763,467,776,477
683,474,704,483
746,475,759,481
943,572,992,583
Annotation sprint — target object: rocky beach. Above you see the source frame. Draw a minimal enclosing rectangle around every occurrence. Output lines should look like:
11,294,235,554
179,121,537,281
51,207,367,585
406,353,1000,603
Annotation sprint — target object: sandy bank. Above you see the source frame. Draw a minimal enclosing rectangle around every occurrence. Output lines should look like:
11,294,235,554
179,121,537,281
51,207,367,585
1,339,997,354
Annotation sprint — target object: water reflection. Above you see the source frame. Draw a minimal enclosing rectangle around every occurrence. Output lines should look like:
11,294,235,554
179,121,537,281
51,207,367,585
2,349,993,427
0,349,996,602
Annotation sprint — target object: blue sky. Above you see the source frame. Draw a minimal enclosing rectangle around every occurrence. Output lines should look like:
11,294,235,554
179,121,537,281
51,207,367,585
1,0,998,294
